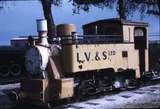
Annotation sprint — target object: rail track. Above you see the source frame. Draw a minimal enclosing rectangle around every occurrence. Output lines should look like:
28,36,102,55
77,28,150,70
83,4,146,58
6,72,160,109
5,78,160,109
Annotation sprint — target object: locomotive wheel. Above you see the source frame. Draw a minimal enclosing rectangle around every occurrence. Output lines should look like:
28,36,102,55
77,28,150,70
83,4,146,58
74,69,115,100
0,65,9,77
113,69,136,90
74,77,101,101
9,64,21,76
95,68,115,92
74,81,87,100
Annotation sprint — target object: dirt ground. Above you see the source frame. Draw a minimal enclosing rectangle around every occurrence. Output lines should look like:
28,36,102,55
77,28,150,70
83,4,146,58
1,83,160,109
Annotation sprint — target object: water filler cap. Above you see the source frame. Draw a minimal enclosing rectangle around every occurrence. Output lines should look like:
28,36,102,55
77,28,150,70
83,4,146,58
37,19,48,32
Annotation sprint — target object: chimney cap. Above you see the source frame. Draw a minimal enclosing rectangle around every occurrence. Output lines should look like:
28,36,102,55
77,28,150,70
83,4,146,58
37,19,48,32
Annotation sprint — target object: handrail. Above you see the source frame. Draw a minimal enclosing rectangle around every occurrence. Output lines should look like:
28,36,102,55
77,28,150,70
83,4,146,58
54,35,123,44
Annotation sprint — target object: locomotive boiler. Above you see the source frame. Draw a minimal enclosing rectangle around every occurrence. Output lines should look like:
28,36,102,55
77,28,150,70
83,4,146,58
20,18,149,105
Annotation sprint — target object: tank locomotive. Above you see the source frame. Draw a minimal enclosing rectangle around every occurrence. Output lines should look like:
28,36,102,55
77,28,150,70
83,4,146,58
20,18,149,105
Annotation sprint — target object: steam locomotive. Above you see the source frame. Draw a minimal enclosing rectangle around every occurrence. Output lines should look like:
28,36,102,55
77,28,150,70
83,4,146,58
0,18,157,105
17,18,152,105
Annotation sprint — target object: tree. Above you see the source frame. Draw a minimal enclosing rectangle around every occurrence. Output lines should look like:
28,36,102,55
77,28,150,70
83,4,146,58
71,0,160,19
118,0,126,19
133,0,160,16
41,0,55,39
0,0,62,42
41,0,62,41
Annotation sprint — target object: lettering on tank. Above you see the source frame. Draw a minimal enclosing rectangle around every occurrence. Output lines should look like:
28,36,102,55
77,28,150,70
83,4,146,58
77,50,116,64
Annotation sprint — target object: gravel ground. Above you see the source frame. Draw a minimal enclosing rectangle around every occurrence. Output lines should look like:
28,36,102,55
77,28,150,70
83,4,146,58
59,83,160,109
0,83,20,109
1,83,160,109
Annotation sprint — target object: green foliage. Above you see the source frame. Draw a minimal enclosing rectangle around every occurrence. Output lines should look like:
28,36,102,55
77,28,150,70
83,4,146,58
70,0,160,18
50,0,62,6
130,0,159,15
71,0,116,14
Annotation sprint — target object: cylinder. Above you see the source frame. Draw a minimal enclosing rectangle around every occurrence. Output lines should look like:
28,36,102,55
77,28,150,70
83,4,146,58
57,24,76,36
37,19,48,32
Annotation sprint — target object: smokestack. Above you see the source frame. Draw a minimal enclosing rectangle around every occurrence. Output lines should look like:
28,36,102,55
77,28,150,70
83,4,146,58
37,19,49,46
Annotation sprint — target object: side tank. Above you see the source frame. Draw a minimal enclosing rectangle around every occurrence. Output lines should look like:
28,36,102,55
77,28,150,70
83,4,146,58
61,19,149,79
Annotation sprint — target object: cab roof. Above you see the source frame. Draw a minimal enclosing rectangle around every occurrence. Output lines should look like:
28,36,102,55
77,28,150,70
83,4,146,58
83,18,148,28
